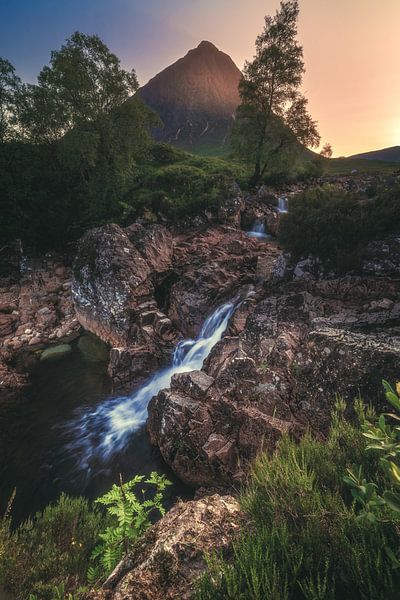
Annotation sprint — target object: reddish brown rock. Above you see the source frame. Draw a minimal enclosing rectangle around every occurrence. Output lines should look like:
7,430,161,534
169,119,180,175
89,494,241,600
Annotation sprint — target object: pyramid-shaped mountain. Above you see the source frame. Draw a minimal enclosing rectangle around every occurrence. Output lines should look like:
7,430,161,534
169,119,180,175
139,41,242,151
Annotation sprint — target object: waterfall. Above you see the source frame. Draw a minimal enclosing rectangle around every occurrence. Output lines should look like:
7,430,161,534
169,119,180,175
246,219,271,239
65,300,239,469
278,196,288,213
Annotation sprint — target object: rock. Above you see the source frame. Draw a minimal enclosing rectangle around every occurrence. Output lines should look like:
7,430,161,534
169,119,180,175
72,224,153,346
171,370,214,399
241,198,280,236
90,494,241,600
40,344,72,361
149,276,400,487
126,224,174,273
218,196,245,226
72,223,177,381
0,313,18,337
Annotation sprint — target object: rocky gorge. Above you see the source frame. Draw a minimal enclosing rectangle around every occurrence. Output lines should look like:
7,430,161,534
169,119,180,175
1,178,400,598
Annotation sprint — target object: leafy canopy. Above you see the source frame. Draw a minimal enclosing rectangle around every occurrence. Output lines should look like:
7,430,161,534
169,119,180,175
0,57,22,143
232,0,320,183
17,32,139,143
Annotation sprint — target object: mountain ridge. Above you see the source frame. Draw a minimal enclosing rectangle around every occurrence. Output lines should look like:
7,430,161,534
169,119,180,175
349,145,400,162
138,40,242,150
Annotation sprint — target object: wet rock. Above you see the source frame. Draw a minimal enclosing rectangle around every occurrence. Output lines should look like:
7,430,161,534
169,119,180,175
241,198,280,236
171,370,214,400
90,494,241,600
40,344,72,361
149,274,400,487
217,196,245,226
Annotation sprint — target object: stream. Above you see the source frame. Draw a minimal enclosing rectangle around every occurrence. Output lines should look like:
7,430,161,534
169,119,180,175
0,333,188,525
0,300,240,525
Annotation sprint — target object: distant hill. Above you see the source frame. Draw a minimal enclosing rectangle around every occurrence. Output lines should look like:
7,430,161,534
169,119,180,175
349,146,400,162
138,41,242,152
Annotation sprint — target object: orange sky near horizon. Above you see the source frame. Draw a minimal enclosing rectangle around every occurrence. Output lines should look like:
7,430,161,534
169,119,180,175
2,0,399,156
142,0,400,156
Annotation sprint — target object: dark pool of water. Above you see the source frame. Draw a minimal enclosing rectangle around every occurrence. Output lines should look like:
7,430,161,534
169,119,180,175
0,334,191,524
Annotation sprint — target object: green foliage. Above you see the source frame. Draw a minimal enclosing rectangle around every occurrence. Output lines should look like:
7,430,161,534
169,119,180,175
16,32,138,143
0,57,22,143
0,34,159,252
123,145,248,221
345,381,400,530
0,494,102,600
87,472,171,585
278,185,400,269
232,0,319,184
196,402,399,600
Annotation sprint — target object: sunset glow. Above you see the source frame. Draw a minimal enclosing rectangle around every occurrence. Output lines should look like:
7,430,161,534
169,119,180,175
1,0,399,155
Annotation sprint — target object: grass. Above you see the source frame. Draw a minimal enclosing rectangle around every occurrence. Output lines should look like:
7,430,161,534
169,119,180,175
322,157,399,175
196,402,400,600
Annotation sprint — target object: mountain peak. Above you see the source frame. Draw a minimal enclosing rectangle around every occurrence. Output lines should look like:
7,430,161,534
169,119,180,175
196,40,219,51
139,41,242,150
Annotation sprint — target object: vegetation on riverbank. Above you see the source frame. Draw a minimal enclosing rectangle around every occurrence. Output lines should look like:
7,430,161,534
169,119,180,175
1,386,399,599
278,183,400,270
0,473,171,600
196,385,400,600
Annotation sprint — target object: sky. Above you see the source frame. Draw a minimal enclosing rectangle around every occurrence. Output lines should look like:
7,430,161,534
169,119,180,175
1,0,399,156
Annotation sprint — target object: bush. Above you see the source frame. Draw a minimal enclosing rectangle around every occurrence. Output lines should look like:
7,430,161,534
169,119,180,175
278,185,400,270
126,147,248,221
88,472,171,585
345,381,400,524
0,494,103,600
0,472,171,599
196,401,400,600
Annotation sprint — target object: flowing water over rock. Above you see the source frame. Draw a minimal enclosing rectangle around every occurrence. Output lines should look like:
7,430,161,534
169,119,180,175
0,333,193,524
246,220,272,240
65,300,238,470
278,196,289,213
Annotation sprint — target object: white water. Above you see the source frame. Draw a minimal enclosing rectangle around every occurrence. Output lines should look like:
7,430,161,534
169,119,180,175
66,300,238,468
278,196,289,213
246,219,271,240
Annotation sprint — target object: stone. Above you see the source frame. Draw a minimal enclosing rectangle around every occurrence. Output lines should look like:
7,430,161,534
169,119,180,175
0,314,18,337
171,370,214,399
40,344,72,361
88,495,241,600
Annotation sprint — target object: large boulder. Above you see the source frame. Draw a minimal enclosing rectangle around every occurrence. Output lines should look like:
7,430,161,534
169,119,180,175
90,494,241,600
72,224,152,346
72,223,176,349
148,278,400,487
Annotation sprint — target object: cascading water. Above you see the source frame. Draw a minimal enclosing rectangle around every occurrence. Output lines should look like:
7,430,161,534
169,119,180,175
246,219,271,240
65,300,239,470
278,196,289,213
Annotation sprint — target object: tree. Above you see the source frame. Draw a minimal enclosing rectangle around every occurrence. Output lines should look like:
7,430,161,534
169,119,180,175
231,0,320,185
17,32,139,143
320,142,333,158
0,58,21,143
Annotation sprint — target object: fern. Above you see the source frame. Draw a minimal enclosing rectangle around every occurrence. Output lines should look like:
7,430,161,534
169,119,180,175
88,472,171,585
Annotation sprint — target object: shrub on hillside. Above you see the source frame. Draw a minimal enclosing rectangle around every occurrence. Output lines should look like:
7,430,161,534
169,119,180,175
278,185,400,270
126,148,248,221
196,400,400,600
0,494,102,600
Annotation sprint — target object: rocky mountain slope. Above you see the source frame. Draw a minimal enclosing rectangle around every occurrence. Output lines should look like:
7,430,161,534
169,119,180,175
138,41,241,151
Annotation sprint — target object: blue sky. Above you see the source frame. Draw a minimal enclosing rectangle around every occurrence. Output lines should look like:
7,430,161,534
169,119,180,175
1,0,400,155
0,0,260,85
